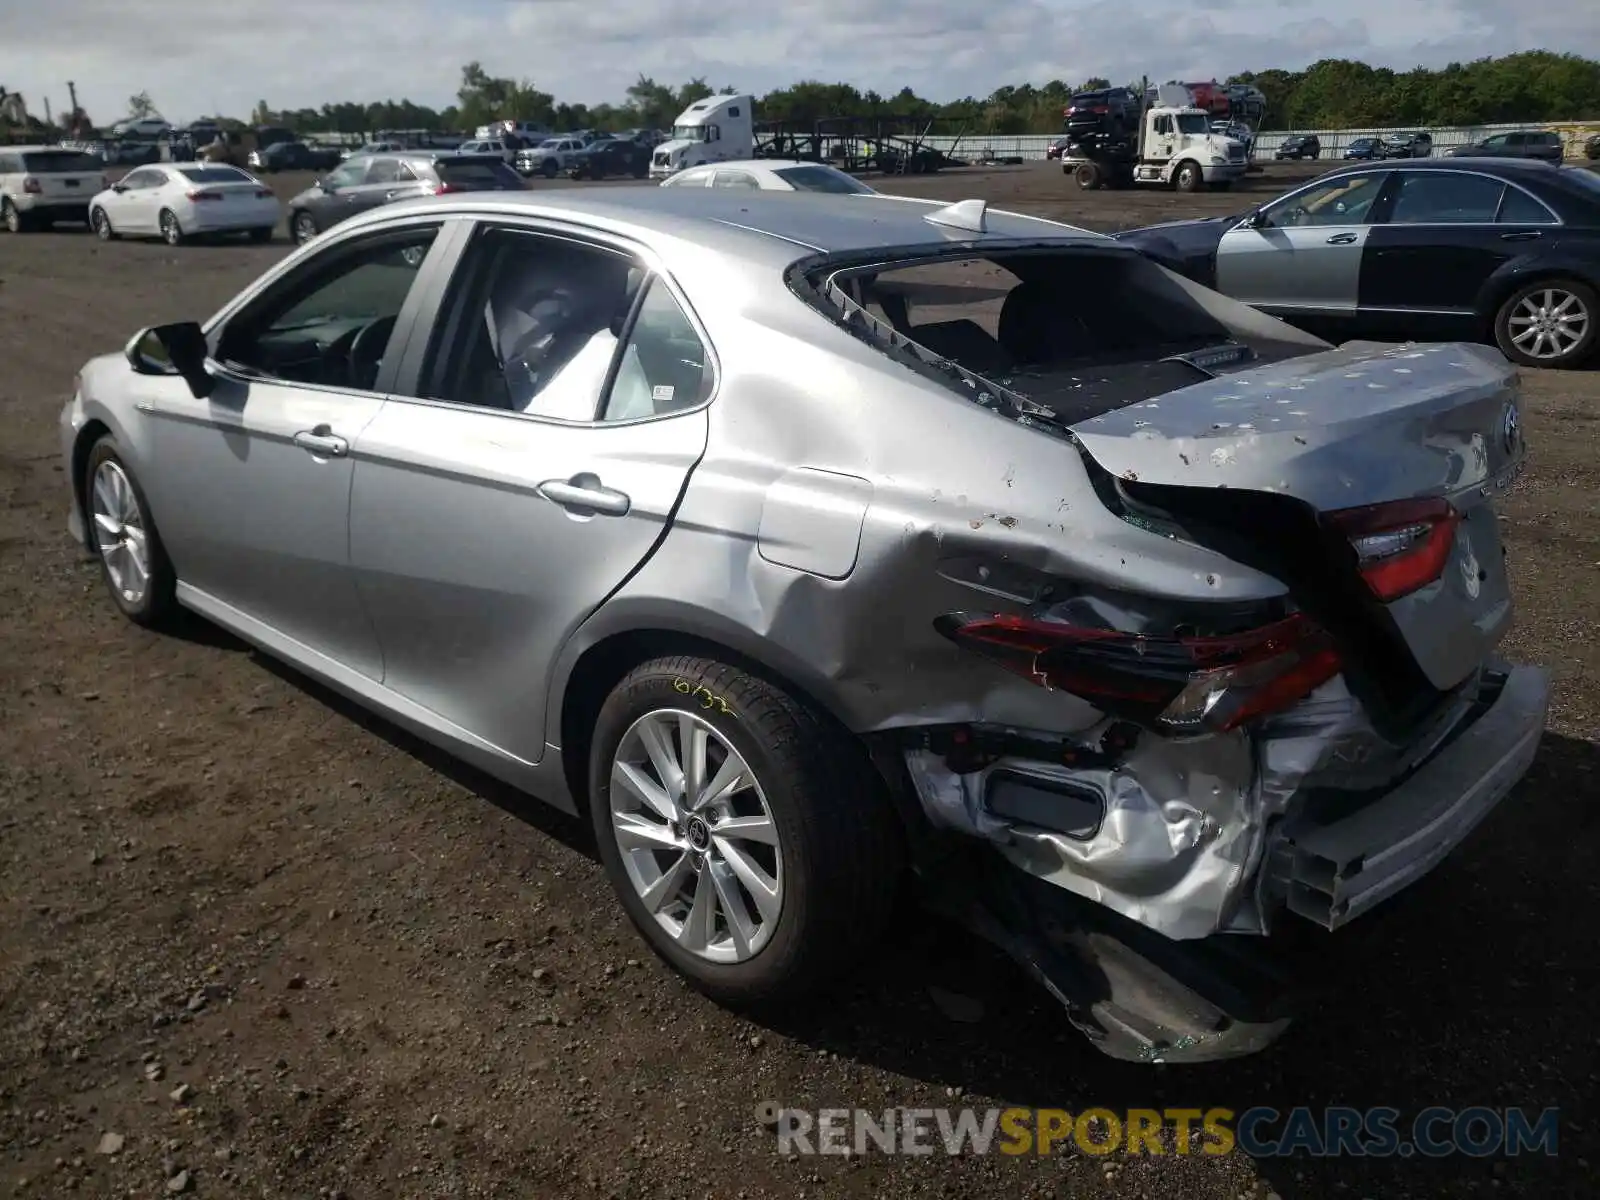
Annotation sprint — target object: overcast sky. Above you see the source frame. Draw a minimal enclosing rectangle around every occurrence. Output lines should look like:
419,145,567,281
6,0,1599,124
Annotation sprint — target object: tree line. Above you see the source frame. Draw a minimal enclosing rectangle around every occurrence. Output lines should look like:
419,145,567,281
179,52,1600,138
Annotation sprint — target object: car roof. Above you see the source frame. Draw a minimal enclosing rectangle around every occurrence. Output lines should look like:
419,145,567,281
1325,157,1559,177
362,187,1107,258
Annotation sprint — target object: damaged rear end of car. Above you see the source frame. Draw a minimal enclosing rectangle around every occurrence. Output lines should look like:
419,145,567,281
791,219,1550,1063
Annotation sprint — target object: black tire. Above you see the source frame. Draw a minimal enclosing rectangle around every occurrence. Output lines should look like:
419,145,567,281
159,209,184,246
1492,278,1598,369
541,157,559,179
3,197,31,233
91,206,117,241
247,226,272,244
290,210,317,245
588,655,903,1006
1073,161,1101,190
1173,161,1203,193
82,437,178,628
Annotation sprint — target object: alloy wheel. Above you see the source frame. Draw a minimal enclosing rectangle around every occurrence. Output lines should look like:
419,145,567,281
90,460,150,606
1508,288,1591,361
161,212,181,245
92,208,112,240
608,709,782,964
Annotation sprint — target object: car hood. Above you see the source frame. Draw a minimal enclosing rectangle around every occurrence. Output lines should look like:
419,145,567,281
1114,215,1236,252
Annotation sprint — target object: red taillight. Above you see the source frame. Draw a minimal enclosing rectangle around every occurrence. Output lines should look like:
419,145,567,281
430,181,459,194
22,176,41,194
187,189,223,201
1327,498,1459,602
936,611,1342,733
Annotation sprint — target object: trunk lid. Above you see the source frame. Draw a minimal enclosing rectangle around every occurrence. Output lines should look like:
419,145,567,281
1069,339,1525,694
19,148,103,198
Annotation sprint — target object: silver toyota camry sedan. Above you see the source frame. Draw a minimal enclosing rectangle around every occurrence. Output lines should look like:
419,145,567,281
61,186,1549,1063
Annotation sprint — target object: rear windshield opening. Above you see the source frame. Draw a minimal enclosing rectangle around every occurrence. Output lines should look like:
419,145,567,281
21,151,103,174
816,247,1319,422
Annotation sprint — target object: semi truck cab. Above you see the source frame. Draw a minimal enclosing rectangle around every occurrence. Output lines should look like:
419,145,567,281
649,94,755,179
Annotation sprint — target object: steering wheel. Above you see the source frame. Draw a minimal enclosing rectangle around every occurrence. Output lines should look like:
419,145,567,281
348,315,397,390
320,316,397,390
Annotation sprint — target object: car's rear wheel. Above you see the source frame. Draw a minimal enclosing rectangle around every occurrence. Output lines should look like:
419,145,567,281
3,198,30,233
84,437,177,627
588,656,902,1005
1494,279,1597,369
91,207,117,240
291,210,317,245
159,209,184,246
1073,162,1101,190
542,158,559,179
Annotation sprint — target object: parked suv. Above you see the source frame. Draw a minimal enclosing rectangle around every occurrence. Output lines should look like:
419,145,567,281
1274,133,1321,160
0,145,106,232
1449,130,1564,164
285,151,523,244
1062,87,1141,142
1379,132,1433,159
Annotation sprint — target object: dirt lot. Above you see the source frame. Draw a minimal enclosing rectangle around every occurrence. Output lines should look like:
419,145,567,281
2,162,1597,1200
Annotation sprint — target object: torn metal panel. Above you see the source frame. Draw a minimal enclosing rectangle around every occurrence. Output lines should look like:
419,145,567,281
903,723,1258,941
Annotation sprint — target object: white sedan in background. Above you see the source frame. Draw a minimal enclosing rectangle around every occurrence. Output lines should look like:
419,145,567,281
88,163,282,246
658,159,877,193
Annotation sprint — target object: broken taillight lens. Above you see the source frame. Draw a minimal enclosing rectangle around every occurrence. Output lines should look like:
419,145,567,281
935,611,1342,733
1327,498,1459,602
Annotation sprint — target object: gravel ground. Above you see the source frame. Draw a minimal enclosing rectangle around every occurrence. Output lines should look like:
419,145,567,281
1,162,1596,1200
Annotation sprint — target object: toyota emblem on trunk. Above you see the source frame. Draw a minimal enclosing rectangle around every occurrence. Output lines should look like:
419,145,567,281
1502,400,1520,454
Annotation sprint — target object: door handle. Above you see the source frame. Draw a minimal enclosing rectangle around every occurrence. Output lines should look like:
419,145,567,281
292,424,349,457
1500,230,1542,242
1325,232,1359,245
537,474,631,517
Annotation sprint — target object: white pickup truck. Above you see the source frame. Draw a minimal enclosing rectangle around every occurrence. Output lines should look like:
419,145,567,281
516,137,588,178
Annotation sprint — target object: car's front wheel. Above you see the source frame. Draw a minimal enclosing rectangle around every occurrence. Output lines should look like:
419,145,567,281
1173,161,1203,192
542,158,559,179
83,437,178,627
589,656,902,1005
91,206,117,240
1494,279,1597,369
290,210,317,245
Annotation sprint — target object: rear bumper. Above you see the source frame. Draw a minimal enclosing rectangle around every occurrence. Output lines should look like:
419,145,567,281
1275,664,1549,930
183,206,281,234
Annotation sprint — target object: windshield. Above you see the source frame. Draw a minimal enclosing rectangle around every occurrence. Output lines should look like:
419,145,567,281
177,166,253,184
1175,113,1210,135
672,124,708,142
537,139,563,149
772,165,873,194
20,150,102,173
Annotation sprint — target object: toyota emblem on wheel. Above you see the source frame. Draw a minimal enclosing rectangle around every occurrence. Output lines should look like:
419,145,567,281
1502,400,1521,454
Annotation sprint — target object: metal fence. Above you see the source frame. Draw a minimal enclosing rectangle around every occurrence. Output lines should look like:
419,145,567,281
921,120,1600,162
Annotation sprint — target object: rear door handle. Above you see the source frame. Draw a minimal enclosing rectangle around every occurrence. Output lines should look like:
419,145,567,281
1325,231,1359,245
537,474,631,517
292,424,349,457
1500,230,1543,242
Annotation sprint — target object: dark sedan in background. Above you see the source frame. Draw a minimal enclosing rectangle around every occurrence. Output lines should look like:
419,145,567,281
1449,130,1565,164
1343,137,1382,160
1274,134,1321,160
567,137,650,180
1114,158,1600,368
285,152,523,245
249,140,343,174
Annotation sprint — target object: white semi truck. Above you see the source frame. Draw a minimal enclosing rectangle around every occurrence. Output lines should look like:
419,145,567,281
1061,82,1248,193
648,94,755,179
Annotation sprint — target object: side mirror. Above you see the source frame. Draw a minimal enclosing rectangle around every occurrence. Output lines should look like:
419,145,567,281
125,322,214,399
111,183,128,193
1241,208,1265,229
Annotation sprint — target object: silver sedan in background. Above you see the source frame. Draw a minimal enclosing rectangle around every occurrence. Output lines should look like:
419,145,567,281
61,187,1547,1063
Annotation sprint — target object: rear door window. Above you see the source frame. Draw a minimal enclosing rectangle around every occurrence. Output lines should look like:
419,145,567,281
1385,171,1505,223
